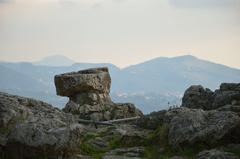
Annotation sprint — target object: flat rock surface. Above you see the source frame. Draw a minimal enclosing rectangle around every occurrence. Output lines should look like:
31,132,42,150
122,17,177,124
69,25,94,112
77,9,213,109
55,67,111,97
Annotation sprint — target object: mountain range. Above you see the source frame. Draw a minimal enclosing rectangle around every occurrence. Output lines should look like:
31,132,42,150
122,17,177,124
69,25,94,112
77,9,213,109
0,55,239,113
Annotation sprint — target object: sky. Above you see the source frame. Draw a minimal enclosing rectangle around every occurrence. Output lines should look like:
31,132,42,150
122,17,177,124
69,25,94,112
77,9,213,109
0,0,240,68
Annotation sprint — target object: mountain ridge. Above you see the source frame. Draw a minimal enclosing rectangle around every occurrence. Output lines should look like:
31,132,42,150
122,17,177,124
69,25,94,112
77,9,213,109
0,54,239,113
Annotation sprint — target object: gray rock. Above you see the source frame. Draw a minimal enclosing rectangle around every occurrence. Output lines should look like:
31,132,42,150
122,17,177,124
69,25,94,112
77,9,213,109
167,108,240,148
217,105,240,116
0,92,86,159
197,149,238,159
135,110,167,130
182,83,240,111
182,85,214,110
220,83,240,92
55,67,143,121
66,154,93,159
55,67,111,97
102,155,142,159
169,156,186,159
87,137,108,149
103,147,144,159
213,83,240,109
97,124,150,147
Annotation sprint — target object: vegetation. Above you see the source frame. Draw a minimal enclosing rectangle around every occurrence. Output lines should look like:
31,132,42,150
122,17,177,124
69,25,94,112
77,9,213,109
143,124,210,159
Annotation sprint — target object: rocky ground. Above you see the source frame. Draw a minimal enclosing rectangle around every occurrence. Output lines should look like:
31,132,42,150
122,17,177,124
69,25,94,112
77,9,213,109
0,67,240,159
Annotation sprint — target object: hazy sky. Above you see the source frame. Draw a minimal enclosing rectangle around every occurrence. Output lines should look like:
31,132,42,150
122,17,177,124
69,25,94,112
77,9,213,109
0,0,240,68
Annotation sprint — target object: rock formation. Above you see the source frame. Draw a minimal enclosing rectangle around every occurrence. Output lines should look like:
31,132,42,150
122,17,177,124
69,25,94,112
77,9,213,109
1,79,240,158
0,92,86,159
55,67,143,121
182,83,240,111
166,108,240,148
181,85,214,110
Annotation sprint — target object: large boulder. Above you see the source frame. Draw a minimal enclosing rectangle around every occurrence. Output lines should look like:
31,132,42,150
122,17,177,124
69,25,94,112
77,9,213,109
166,108,240,148
182,83,240,111
0,92,85,159
55,67,143,121
135,110,167,130
213,83,240,109
182,85,214,110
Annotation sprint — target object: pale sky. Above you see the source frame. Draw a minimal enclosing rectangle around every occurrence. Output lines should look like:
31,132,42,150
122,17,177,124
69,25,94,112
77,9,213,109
0,0,240,68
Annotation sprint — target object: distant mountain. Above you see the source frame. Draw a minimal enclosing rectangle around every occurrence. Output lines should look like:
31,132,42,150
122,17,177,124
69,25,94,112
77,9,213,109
34,55,75,66
117,55,240,93
0,55,239,113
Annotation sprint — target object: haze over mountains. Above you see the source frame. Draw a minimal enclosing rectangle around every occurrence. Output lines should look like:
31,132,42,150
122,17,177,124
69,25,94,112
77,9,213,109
0,55,239,113
34,55,75,67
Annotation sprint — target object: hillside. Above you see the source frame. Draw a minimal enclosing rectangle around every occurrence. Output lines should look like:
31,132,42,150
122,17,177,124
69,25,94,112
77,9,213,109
0,55,239,113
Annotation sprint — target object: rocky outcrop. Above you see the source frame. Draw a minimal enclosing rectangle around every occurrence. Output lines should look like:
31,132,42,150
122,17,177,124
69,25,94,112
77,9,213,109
197,149,238,159
166,108,240,148
55,67,142,121
182,83,240,111
213,83,240,109
181,85,214,110
136,107,240,149
1,79,240,159
0,92,85,159
135,110,167,130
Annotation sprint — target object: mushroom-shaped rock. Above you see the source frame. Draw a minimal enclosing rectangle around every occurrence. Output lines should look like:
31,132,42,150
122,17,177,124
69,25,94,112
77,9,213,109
54,67,143,121
55,67,111,97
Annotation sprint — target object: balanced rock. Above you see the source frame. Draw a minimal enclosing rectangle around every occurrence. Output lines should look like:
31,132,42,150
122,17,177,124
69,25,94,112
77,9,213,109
54,67,143,121
55,67,111,104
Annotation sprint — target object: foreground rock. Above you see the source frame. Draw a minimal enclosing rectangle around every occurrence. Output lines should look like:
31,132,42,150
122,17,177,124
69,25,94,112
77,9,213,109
136,107,240,149
197,149,238,159
166,108,240,148
0,92,85,159
1,80,240,159
182,83,240,111
55,67,142,121
102,147,144,159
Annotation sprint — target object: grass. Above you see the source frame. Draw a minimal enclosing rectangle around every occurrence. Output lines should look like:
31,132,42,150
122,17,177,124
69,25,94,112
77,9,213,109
0,114,28,136
226,149,240,158
143,123,209,159
108,136,123,149
79,143,106,159
81,127,240,159
80,130,122,159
